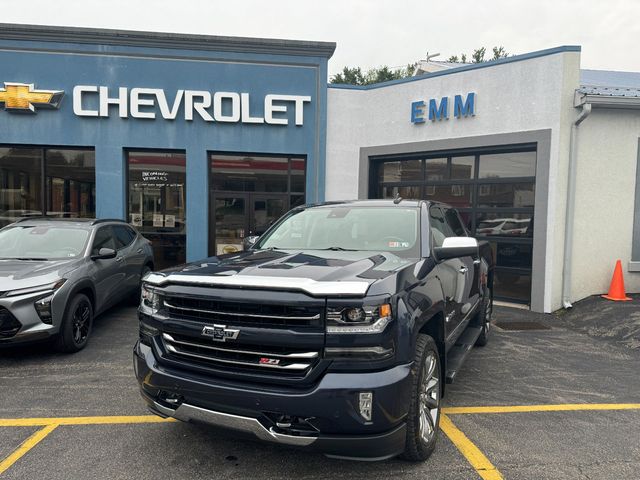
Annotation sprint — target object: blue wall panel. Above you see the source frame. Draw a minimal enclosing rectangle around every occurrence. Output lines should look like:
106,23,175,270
0,41,327,261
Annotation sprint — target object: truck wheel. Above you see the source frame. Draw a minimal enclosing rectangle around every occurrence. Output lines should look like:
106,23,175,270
475,287,493,347
55,294,93,353
401,334,441,462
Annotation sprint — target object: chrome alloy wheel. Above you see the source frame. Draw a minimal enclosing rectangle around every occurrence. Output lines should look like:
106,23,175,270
72,301,91,345
418,352,440,443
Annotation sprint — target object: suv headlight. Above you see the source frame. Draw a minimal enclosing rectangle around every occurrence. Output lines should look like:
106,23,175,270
326,304,392,334
5,279,66,298
140,284,162,315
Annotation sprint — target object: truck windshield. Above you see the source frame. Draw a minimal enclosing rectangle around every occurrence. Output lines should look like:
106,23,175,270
0,225,90,260
256,206,420,257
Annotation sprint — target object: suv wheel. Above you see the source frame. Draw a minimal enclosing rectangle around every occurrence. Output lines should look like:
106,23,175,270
55,294,93,353
402,334,441,462
475,287,493,347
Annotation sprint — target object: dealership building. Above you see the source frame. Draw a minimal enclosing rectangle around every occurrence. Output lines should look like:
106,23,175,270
1,24,639,313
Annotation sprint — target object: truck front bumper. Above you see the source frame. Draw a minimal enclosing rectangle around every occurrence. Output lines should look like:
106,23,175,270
134,341,411,460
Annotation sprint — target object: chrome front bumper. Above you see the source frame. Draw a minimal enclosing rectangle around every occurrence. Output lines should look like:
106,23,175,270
152,401,318,447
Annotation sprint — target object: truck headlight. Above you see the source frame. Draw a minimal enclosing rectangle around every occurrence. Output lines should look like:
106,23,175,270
140,284,162,315
326,304,392,334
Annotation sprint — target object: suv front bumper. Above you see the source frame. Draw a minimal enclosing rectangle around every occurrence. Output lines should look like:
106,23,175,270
134,341,412,460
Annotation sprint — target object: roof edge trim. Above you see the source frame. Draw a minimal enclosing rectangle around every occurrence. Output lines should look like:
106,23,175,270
0,23,336,59
329,45,581,90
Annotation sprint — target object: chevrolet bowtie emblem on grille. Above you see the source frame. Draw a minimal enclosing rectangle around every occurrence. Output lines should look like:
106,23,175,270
201,324,240,342
0,82,64,113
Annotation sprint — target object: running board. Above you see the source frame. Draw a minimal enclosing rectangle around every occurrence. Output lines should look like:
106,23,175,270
445,325,482,384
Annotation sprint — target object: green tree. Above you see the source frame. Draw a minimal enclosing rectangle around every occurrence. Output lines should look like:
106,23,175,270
330,63,417,85
447,46,509,64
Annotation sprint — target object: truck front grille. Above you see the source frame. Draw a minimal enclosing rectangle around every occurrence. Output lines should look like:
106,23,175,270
162,332,319,375
163,295,323,329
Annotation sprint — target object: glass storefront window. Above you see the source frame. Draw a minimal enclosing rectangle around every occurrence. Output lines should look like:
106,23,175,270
379,160,422,183
291,158,306,192
127,151,186,270
424,184,472,208
451,156,475,180
425,158,448,181
476,183,535,208
211,155,289,192
45,149,95,217
475,212,533,238
1,147,96,228
0,148,42,227
209,153,306,256
381,185,422,199
479,151,536,178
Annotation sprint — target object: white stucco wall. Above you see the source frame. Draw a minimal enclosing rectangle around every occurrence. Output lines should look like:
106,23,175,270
571,109,640,300
326,50,581,313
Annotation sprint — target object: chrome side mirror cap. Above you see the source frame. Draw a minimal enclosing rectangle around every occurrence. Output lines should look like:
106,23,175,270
433,237,478,261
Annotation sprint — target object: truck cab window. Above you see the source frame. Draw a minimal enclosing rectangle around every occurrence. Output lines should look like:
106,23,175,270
444,208,467,236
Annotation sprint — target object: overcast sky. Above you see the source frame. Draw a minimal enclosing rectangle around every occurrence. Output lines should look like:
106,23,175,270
3,0,639,77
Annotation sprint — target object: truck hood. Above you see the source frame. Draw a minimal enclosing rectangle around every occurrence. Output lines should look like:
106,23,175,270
0,258,80,292
147,249,415,297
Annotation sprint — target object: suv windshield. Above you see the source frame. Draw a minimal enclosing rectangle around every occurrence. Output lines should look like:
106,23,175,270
256,206,420,257
0,225,90,260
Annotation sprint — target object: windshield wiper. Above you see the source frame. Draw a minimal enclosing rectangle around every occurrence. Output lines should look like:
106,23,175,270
319,246,357,251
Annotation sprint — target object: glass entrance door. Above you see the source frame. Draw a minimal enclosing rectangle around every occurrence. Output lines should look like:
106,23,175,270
213,195,248,255
251,195,288,237
211,193,289,256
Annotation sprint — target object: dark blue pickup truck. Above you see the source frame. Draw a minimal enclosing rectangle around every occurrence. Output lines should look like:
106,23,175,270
134,199,494,461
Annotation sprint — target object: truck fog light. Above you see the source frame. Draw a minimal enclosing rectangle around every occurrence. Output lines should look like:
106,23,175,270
358,392,373,422
34,294,54,325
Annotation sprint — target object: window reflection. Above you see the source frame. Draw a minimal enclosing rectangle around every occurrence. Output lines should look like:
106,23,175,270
424,184,471,207
379,160,422,183
475,212,533,237
46,149,95,218
128,151,186,270
451,156,475,180
477,183,535,208
479,151,536,178
425,158,447,181
0,148,42,227
381,185,421,199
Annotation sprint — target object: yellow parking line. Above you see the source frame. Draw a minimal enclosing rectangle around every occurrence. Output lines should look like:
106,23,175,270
0,415,175,427
0,424,58,475
443,403,640,415
440,414,503,480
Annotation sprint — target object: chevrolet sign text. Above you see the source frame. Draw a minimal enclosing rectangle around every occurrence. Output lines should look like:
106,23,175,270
73,86,311,126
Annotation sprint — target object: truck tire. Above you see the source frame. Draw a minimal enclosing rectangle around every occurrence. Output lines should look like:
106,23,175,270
401,334,441,462
55,294,93,353
475,287,493,347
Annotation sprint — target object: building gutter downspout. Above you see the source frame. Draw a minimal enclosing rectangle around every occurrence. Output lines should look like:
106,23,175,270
562,103,592,308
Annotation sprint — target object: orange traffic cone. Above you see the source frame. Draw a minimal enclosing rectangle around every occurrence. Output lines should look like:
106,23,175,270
601,260,632,301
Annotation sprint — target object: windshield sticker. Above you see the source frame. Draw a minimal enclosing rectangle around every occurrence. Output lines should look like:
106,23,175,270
388,241,410,248
30,227,49,235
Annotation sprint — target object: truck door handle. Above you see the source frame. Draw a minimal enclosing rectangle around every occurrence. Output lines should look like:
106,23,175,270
115,256,124,263
459,266,468,274
136,248,143,254
473,259,481,265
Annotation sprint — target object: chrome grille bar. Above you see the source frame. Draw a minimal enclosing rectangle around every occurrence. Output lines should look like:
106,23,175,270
164,343,311,371
162,333,318,359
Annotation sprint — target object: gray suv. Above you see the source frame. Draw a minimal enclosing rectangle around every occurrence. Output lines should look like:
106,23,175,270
0,218,154,352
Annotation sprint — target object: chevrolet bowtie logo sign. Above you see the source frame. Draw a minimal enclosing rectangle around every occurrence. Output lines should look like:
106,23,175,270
0,82,64,113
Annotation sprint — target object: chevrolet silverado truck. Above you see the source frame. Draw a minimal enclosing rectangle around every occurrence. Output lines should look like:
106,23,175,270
134,200,494,461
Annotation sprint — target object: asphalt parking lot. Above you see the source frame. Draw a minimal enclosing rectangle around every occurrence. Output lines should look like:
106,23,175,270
1,301,640,479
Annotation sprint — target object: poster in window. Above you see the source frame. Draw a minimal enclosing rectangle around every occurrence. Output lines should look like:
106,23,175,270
164,214,176,228
153,214,164,227
131,213,142,227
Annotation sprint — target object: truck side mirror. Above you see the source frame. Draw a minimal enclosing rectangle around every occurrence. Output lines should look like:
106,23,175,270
243,235,260,250
433,237,478,261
